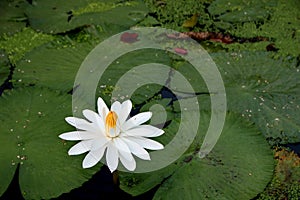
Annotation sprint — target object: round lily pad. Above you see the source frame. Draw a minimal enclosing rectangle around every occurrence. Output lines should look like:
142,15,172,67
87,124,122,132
119,112,274,199
25,0,148,34
0,0,27,35
0,87,100,199
14,42,94,92
211,51,300,144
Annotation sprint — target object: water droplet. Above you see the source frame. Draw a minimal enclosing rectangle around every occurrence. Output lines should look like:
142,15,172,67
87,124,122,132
10,128,14,132
275,118,280,121
20,155,27,160
259,97,265,102
18,79,22,82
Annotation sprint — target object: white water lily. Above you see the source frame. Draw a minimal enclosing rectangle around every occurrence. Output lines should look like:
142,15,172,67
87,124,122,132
59,97,164,172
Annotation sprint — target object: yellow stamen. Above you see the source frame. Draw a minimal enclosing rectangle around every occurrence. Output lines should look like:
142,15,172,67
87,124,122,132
105,111,118,138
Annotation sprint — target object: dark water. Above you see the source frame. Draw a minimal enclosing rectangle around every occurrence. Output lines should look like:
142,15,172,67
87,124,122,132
0,165,155,200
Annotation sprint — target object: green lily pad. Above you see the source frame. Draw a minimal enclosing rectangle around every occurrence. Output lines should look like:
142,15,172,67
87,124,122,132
26,0,148,34
13,42,94,92
120,112,274,199
0,87,100,199
96,49,172,104
211,51,300,144
0,0,28,35
208,0,277,23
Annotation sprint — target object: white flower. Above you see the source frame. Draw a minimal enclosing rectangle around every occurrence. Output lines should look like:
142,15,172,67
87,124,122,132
59,97,164,172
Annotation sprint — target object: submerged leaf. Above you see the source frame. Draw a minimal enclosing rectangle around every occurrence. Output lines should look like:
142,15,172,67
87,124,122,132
0,28,54,64
182,14,199,28
0,50,10,87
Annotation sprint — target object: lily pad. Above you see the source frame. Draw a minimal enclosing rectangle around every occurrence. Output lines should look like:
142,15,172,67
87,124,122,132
96,49,172,104
120,112,274,199
26,0,148,34
0,87,100,199
0,0,28,35
14,42,94,92
211,51,300,144
208,0,277,23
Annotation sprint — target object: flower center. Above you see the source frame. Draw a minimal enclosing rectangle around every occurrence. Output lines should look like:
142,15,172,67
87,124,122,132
105,111,118,138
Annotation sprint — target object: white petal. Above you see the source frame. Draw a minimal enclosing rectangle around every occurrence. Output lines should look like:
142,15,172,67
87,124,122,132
97,97,109,119
118,100,132,125
68,140,94,155
106,142,119,172
119,152,136,171
90,137,109,151
128,137,164,150
59,131,97,141
65,117,96,132
114,138,133,161
111,101,121,114
122,137,150,160
124,125,164,137
122,112,152,130
82,146,106,168
82,109,105,132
